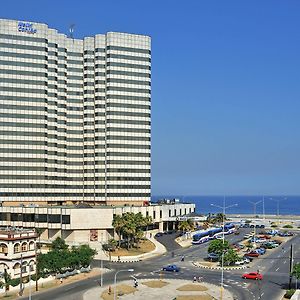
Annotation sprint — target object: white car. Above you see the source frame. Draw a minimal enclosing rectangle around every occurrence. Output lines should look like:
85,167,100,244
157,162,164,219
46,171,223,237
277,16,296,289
243,234,253,239
235,260,245,265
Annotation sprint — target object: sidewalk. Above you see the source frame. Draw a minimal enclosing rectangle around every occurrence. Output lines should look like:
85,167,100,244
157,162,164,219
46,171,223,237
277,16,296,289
83,278,233,300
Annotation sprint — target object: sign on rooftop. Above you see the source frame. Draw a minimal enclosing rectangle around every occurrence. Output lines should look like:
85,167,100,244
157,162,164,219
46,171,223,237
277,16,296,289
18,21,37,34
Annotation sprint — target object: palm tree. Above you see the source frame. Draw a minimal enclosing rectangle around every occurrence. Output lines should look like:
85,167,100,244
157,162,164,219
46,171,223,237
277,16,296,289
112,215,124,248
178,220,192,232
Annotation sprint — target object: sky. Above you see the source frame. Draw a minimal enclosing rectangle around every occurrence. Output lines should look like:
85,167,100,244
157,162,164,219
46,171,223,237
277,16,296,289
1,1,300,196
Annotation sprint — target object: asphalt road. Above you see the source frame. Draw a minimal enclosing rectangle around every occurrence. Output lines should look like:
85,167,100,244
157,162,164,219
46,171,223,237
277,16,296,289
21,229,300,300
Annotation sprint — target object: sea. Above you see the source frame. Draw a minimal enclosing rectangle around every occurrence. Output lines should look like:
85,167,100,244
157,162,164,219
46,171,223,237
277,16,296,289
151,195,300,216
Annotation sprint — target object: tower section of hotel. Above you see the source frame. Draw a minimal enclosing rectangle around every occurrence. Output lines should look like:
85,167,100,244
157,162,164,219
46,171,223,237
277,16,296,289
0,19,151,206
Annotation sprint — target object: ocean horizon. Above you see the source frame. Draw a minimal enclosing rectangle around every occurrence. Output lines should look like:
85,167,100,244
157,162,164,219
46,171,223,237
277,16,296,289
151,195,300,216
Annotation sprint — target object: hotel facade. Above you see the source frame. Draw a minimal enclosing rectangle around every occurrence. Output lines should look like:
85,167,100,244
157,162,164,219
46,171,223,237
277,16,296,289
0,18,151,207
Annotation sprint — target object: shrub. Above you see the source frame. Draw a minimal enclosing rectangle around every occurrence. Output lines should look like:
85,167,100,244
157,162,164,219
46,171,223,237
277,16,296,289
271,224,278,228
9,278,20,287
283,224,293,228
284,289,295,299
245,220,251,224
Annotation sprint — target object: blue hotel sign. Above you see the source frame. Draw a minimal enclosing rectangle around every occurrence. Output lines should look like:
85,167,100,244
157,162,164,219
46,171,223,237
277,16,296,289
18,22,37,34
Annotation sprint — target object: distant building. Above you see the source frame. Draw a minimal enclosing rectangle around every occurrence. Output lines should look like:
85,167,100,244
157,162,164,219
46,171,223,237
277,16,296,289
0,228,36,279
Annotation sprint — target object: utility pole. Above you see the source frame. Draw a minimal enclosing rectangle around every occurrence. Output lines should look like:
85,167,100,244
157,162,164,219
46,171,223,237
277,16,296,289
19,254,23,296
100,259,103,287
289,244,294,289
35,242,39,291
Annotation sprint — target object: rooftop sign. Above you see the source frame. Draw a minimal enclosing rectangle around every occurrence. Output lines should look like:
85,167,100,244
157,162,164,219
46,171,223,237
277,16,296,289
18,22,37,34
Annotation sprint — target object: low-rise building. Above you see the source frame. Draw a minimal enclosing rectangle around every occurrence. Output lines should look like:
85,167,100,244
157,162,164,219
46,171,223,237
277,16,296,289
0,202,195,245
0,228,36,279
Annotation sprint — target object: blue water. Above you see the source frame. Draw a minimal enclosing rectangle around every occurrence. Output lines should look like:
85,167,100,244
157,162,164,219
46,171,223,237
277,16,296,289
151,195,300,215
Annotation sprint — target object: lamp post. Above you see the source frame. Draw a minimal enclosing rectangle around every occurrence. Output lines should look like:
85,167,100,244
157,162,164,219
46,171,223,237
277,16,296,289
262,196,265,221
211,197,237,300
114,269,134,300
249,200,262,217
270,197,287,218
12,258,33,300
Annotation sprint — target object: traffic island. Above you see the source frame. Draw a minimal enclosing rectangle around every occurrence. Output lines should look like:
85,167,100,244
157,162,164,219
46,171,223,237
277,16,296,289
84,279,234,300
142,280,169,288
192,261,248,270
177,284,208,291
176,296,213,300
101,284,137,300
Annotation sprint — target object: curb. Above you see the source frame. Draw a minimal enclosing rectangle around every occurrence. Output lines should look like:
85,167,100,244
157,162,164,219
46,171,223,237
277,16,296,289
192,262,248,270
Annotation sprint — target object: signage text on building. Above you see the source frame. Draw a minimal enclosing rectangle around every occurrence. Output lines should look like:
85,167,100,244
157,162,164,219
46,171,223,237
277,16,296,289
18,22,37,34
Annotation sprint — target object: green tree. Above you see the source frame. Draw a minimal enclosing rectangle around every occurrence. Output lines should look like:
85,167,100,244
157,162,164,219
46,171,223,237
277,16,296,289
51,237,68,252
178,220,192,232
208,239,230,256
76,245,97,267
223,249,240,266
293,263,300,279
112,215,124,248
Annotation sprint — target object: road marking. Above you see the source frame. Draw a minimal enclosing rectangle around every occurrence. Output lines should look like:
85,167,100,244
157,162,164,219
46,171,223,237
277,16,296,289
261,292,264,297
275,267,280,272
284,260,287,264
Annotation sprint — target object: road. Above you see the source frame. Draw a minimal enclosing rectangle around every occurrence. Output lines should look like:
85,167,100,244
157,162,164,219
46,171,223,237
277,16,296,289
21,229,300,300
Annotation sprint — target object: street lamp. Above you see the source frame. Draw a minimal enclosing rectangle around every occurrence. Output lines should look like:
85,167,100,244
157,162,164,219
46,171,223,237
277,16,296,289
114,268,134,300
270,197,287,218
249,200,262,217
211,197,237,300
12,258,33,300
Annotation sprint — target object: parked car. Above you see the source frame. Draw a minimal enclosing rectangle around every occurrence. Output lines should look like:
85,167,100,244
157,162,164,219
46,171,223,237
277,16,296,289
207,253,219,262
255,248,266,255
235,259,245,265
162,264,180,272
243,255,254,262
242,272,263,280
244,234,253,239
155,232,163,238
238,243,245,249
245,251,260,257
262,242,279,249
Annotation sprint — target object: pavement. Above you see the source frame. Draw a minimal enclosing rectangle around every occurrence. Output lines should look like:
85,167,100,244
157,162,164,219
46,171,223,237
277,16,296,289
83,278,233,300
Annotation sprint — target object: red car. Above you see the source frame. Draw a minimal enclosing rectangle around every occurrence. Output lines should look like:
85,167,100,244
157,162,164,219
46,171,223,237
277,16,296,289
242,272,263,280
245,251,259,257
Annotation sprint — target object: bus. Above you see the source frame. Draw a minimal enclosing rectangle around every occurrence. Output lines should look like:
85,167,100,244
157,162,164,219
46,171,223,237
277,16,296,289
192,231,210,244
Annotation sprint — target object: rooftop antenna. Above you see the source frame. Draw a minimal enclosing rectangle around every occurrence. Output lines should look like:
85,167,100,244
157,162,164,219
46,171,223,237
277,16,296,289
69,24,75,39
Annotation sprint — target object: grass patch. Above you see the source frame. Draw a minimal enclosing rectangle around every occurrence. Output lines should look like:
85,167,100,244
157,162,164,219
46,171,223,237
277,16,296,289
101,284,136,300
200,261,214,267
176,296,213,300
111,239,155,256
177,284,208,291
142,280,169,288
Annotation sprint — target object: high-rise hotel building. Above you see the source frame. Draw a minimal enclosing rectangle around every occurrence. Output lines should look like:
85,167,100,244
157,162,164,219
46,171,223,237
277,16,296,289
0,19,151,206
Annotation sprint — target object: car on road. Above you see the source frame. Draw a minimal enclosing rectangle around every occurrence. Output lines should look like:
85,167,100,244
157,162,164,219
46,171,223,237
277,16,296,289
207,252,219,262
245,251,260,257
242,272,263,280
155,232,163,238
162,264,180,272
